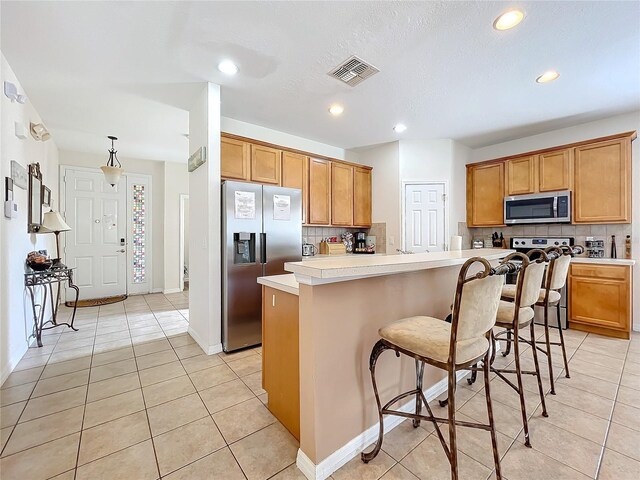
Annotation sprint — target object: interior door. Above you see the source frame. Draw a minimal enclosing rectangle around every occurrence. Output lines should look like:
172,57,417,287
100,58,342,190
64,169,127,299
404,183,446,253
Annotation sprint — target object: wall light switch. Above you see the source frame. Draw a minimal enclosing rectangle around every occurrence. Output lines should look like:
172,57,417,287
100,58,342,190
389,235,395,246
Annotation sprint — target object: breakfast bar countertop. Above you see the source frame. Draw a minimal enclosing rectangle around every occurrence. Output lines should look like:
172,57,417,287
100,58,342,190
571,257,636,266
257,273,299,295
285,248,513,285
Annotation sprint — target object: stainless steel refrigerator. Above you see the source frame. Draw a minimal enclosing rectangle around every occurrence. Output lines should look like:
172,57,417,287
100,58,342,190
222,180,302,352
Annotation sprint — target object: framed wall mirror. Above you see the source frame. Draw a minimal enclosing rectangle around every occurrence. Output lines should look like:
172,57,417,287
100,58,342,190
28,163,43,233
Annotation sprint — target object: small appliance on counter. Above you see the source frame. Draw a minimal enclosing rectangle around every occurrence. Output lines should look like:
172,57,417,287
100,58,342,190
302,242,317,256
353,231,373,254
585,237,605,258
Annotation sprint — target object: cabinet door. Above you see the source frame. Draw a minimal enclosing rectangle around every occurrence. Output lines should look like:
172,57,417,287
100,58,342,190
281,152,308,223
221,138,250,180
262,286,300,440
539,149,571,192
506,156,537,195
308,158,331,225
574,138,631,223
569,265,631,337
331,163,354,226
251,145,281,184
467,163,504,227
353,167,372,227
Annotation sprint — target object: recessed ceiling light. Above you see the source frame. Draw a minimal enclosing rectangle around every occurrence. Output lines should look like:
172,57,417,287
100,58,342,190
218,60,238,75
328,104,344,116
393,124,407,133
493,9,524,30
536,70,560,83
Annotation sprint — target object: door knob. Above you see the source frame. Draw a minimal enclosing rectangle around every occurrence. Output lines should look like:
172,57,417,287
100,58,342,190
117,249,125,253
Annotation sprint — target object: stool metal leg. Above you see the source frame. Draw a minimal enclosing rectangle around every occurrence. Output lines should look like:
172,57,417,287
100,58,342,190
529,322,549,418
542,302,556,395
362,340,389,463
501,330,512,357
512,334,532,448
447,366,458,480
557,303,570,378
413,360,425,428
483,350,502,479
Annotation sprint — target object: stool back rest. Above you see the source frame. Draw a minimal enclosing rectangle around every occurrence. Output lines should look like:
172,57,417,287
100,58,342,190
548,253,571,290
517,257,547,308
452,258,507,344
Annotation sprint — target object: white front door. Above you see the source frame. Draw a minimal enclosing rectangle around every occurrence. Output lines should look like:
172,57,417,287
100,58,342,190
64,169,127,299
404,183,446,253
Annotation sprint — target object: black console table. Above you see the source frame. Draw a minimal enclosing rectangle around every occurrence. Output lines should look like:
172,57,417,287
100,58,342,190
25,267,80,347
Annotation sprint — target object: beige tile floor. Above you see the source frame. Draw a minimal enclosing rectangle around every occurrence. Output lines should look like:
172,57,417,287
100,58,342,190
1,293,639,479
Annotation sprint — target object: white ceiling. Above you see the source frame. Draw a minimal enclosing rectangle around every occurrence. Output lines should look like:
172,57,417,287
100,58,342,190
2,1,639,162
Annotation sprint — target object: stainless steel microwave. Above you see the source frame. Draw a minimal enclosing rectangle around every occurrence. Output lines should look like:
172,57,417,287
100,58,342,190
504,191,571,224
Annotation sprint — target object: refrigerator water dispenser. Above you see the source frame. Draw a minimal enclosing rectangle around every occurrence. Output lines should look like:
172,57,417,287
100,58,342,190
234,232,256,264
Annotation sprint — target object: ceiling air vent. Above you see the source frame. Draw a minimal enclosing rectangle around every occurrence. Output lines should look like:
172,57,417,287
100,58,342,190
328,55,379,87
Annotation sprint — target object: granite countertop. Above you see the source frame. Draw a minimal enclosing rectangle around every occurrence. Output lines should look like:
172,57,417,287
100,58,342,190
285,248,512,285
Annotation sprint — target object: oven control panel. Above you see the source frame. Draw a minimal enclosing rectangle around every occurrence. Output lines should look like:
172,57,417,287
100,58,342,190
510,237,574,249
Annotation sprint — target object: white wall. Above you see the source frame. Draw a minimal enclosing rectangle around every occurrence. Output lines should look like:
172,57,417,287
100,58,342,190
59,150,168,292
163,162,189,293
221,117,360,163
356,142,401,249
1,53,59,383
468,111,640,330
188,83,222,354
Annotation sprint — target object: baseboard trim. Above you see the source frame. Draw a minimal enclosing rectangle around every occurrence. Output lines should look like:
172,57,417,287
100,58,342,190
187,326,223,355
296,370,470,480
1,336,36,386
151,287,163,294
162,288,181,295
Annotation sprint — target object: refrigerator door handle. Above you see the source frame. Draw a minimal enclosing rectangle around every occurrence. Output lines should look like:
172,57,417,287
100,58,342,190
260,232,267,264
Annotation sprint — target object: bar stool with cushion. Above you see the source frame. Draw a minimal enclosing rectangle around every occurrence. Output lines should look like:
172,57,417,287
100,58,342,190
501,246,580,394
361,257,513,480
491,251,549,448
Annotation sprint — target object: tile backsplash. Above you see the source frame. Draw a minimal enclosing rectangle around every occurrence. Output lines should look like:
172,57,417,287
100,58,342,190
302,222,387,254
459,222,632,258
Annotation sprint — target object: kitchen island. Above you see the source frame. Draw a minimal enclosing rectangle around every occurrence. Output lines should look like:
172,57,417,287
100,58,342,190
259,248,511,480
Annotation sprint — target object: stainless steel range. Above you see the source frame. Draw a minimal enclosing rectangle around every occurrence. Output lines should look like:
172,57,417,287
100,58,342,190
507,236,574,329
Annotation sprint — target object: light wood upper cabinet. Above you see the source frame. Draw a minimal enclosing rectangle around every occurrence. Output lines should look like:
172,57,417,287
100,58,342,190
331,162,354,226
506,156,537,195
353,167,372,227
539,149,572,192
221,138,250,181
308,158,331,225
467,162,504,227
573,138,631,223
569,264,631,339
281,152,308,223
250,145,281,185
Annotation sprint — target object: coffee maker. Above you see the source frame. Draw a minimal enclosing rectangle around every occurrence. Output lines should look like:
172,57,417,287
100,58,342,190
353,231,368,253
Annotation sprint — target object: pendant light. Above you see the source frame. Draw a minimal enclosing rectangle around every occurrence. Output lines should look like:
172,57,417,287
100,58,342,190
101,135,124,186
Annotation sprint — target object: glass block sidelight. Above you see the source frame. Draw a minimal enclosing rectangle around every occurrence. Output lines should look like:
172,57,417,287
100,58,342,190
132,184,146,283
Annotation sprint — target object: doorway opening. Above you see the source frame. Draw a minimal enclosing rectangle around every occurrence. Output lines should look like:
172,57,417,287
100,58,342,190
402,182,448,253
180,194,189,291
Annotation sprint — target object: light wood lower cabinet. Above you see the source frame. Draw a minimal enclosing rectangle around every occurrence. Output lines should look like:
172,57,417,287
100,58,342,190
262,286,299,440
250,144,281,184
353,167,372,227
308,158,331,225
221,138,250,181
281,152,308,223
573,138,631,223
466,162,504,227
331,162,354,226
569,263,632,339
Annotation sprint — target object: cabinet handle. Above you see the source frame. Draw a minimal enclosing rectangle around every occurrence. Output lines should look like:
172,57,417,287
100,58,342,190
272,294,276,307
